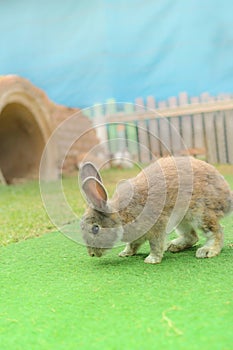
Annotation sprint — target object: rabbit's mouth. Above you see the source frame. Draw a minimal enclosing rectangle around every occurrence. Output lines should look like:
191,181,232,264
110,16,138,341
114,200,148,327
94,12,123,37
87,247,107,257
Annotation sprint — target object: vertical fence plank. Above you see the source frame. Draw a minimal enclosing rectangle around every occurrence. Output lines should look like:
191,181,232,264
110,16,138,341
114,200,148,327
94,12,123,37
179,92,189,105
168,97,182,155
106,99,120,154
201,94,218,163
135,97,145,112
201,92,212,103
216,93,233,164
146,96,160,159
225,110,233,164
123,103,138,159
93,103,108,147
158,101,171,156
203,113,218,163
215,111,227,163
190,97,206,157
146,96,156,111
116,123,127,152
180,116,193,150
179,93,193,152
135,98,151,163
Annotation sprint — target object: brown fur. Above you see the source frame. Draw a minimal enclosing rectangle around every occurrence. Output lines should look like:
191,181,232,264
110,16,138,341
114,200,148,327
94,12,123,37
80,157,233,264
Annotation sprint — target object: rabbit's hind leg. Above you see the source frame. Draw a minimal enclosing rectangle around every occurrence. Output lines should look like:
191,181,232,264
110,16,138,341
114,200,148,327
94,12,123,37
196,217,224,258
167,221,199,253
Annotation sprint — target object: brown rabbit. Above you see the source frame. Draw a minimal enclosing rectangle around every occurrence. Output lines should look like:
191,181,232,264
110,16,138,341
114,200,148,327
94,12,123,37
80,157,233,264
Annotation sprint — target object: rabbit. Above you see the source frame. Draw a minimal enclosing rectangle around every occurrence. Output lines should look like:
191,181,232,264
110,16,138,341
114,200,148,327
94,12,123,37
80,157,233,264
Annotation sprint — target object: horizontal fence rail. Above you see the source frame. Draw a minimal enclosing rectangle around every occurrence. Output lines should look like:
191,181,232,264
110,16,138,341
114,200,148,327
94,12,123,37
84,92,233,164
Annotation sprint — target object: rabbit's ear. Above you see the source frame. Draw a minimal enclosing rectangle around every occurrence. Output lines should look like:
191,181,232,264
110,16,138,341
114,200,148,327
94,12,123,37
80,162,102,184
82,176,108,211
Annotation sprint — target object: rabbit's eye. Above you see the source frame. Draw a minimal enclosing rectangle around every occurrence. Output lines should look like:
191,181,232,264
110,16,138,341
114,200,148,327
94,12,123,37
92,224,100,234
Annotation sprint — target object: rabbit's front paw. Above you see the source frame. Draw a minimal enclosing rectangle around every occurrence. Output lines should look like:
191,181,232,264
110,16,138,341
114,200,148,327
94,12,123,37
196,247,220,258
118,250,134,257
167,242,184,252
144,255,161,264
167,235,198,253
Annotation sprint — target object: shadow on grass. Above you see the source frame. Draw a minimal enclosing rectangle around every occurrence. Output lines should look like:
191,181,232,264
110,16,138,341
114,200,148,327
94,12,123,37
88,242,232,271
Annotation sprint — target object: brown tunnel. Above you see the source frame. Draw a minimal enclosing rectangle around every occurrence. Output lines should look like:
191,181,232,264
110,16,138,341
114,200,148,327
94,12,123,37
0,102,45,184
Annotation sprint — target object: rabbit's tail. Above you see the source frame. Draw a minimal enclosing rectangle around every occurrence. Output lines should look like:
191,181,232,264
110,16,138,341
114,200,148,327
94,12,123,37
224,191,233,216
231,191,233,212
228,191,233,214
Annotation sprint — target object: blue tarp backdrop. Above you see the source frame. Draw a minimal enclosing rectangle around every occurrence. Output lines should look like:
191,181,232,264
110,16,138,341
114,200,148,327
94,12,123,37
1,0,233,108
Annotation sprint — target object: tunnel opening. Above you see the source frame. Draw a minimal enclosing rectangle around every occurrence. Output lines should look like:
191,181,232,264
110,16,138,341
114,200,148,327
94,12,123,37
0,103,45,184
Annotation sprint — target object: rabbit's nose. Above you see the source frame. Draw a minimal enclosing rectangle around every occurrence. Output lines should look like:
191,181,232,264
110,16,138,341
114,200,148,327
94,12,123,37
87,247,96,257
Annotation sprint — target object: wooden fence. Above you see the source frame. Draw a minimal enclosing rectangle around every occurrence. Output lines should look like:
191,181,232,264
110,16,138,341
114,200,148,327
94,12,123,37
84,92,233,164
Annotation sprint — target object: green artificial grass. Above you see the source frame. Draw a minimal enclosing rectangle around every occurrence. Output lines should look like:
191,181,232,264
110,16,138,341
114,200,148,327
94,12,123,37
0,181,53,246
0,229,233,350
0,166,233,349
